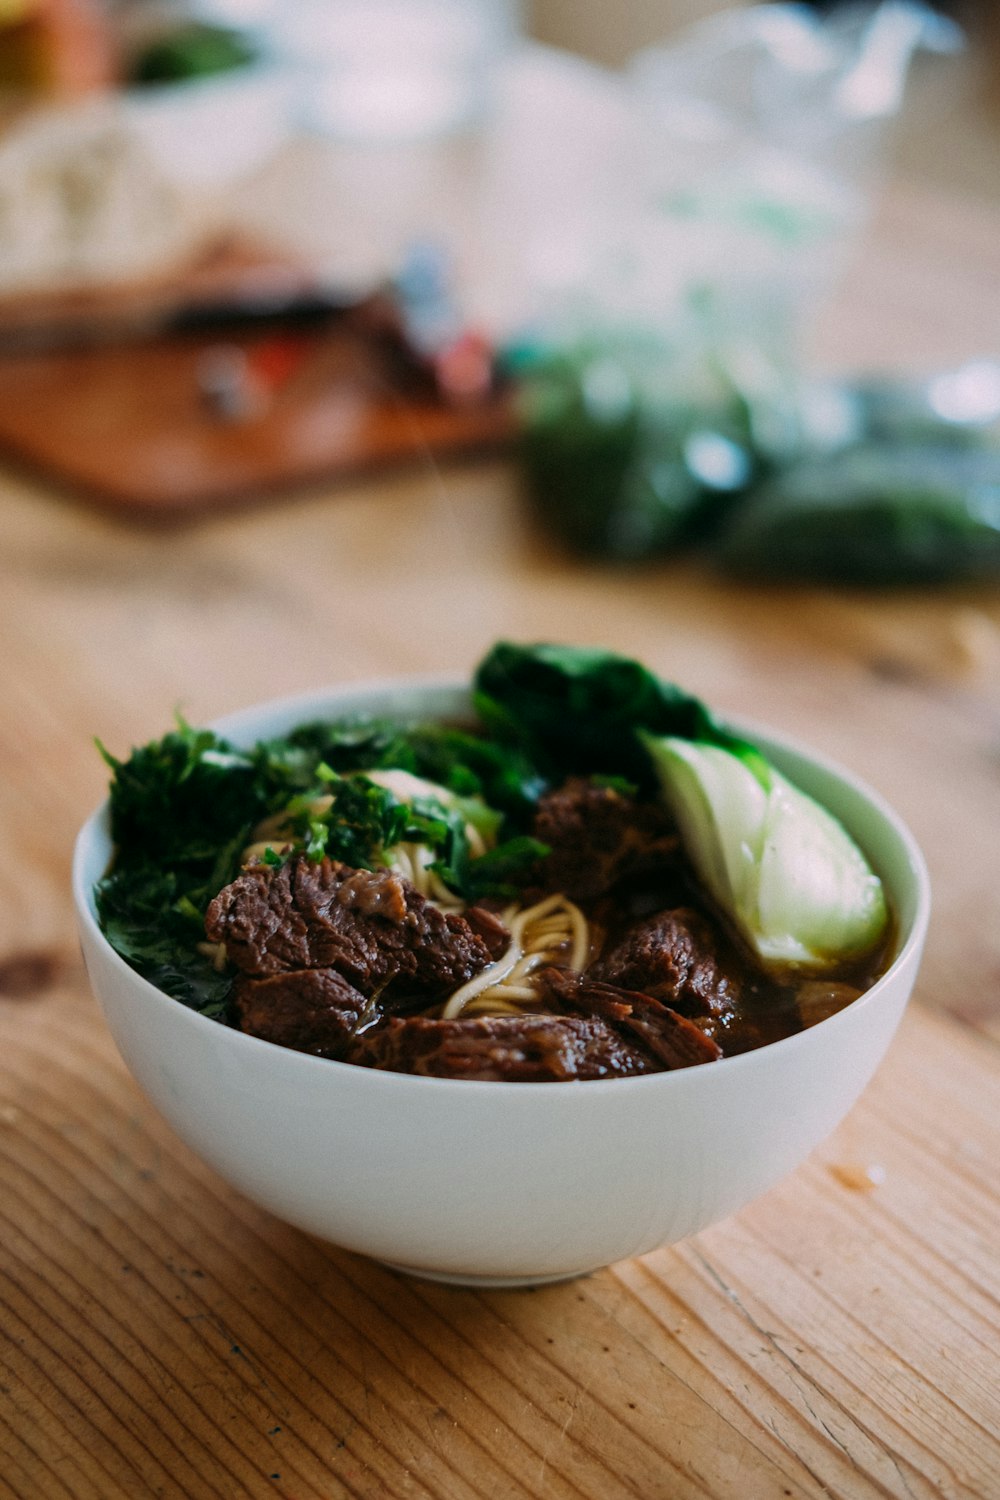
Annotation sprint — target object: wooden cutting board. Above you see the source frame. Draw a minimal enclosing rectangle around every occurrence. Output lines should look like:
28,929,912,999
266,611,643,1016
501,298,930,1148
0,239,515,515
0,332,515,514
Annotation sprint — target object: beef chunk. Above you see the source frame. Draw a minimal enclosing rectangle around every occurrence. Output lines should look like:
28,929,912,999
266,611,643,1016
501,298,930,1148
353,968,723,1080
591,907,741,1022
205,854,493,994
350,1012,658,1081
233,968,370,1059
538,968,722,1070
463,903,511,959
532,777,679,901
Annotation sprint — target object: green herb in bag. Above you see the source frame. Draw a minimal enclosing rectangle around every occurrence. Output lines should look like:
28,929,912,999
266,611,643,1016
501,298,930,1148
718,444,1000,585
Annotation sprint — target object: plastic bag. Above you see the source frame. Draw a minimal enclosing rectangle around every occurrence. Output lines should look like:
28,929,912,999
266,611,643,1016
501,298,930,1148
516,3,967,567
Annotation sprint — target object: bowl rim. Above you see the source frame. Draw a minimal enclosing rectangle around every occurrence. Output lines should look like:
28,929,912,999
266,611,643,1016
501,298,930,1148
73,672,931,1096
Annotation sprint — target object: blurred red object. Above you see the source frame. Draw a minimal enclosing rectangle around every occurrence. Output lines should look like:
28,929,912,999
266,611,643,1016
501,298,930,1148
432,331,496,405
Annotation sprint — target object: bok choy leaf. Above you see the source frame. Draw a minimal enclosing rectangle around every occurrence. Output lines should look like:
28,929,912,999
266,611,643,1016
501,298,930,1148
643,735,888,968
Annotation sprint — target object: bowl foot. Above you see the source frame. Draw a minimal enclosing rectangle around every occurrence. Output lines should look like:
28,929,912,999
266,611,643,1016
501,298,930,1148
378,1260,592,1289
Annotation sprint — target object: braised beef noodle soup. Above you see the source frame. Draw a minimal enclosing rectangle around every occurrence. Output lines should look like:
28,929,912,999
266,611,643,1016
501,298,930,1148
96,644,893,1081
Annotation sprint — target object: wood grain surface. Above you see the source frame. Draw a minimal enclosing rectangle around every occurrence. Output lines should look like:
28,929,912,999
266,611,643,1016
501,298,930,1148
1,177,1000,1499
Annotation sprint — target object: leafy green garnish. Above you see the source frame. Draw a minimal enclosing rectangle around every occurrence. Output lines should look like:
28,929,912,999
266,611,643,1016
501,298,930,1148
473,641,753,788
284,718,546,819
306,775,458,875
95,707,555,1014
97,720,260,863
463,836,551,901
95,721,279,1014
97,864,234,1017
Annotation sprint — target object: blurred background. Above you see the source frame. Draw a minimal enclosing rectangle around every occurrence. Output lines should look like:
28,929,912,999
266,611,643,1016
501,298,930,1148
535,1,998,198
0,0,998,582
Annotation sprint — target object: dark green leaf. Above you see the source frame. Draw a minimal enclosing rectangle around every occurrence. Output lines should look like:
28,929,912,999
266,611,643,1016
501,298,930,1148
465,836,551,900
473,641,745,786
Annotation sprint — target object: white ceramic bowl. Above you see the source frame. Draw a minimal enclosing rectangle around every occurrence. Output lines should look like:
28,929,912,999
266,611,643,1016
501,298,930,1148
73,678,930,1286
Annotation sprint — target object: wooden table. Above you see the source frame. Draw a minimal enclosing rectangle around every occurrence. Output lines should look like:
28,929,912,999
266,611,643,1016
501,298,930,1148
1,177,999,1499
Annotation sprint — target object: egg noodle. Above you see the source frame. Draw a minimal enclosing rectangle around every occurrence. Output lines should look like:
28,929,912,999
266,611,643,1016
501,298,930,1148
441,894,589,1019
385,842,466,911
